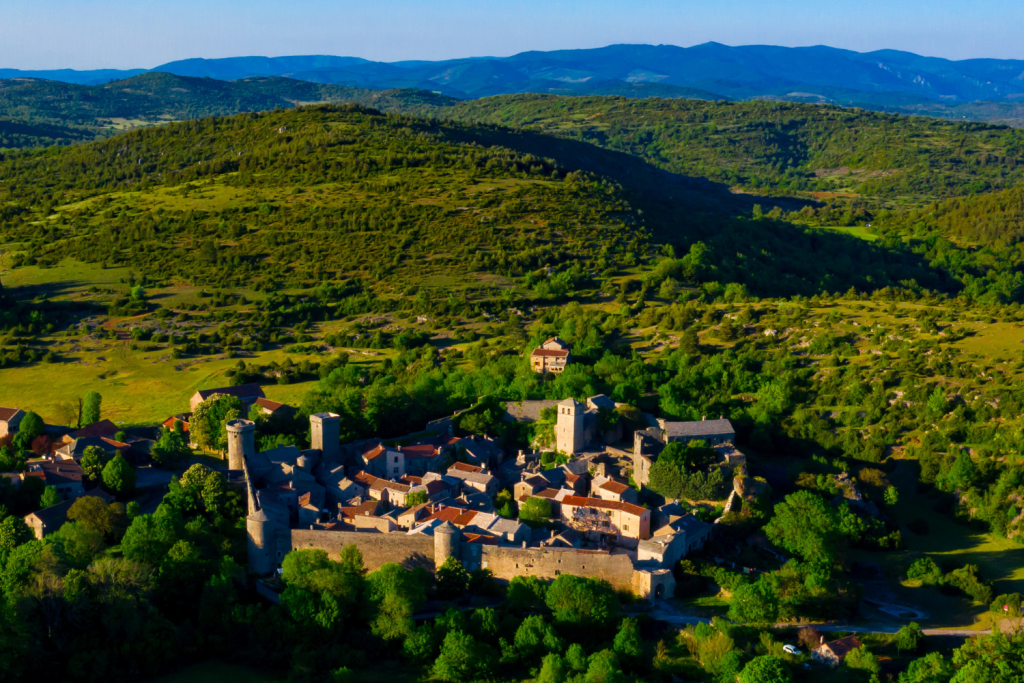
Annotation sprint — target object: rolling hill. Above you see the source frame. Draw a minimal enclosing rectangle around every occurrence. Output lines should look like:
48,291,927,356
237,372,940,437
7,43,1024,107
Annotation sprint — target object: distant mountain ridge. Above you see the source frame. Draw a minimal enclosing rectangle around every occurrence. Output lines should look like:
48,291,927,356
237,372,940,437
5,43,1024,104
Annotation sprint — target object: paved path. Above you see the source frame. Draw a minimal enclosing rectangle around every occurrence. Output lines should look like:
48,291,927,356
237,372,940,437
649,600,991,637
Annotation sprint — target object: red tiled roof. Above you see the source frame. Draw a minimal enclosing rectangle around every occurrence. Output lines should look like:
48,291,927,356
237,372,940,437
341,501,380,518
561,495,647,517
423,506,466,524
452,510,480,527
363,444,387,461
425,480,448,495
451,462,483,473
463,533,499,545
531,348,569,358
823,636,863,659
100,437,130,450
401,443,442,459
354,471,378,487
566,472,581,483
600,480,630,495
162,414,191,432
0,407,21,422
255,397,289,412
70,420,119,439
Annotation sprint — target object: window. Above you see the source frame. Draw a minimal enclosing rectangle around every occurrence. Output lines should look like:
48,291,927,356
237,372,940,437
555,570,561,576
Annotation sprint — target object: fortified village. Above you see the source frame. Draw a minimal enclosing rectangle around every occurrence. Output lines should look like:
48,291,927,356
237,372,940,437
1,338,739,600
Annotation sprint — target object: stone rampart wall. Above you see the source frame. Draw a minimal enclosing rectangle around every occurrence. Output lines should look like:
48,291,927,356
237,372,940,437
480,546,635,592
285,528,435,572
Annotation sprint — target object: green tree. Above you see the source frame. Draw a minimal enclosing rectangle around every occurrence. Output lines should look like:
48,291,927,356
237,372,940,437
537,653,568,683
405,490,429,507
40,485,60,508
514,615,563,661
885,485,900,506
899,652,952,683
79,445,110,483
436,556,469,600
102,453,136,497
583,649,624,683
50,521,105,569
82,391,102,426
895,622,923,654
738,655,791,683
545,575,621,634
433,629,494,682
613,617,645,665
764,490,840,567
67,495,123,537
190,394,244,452
520,497,552,527
727,578,780,625
151,424,192,468
845,646,881,674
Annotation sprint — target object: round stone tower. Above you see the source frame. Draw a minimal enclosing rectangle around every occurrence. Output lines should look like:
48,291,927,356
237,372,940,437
226,418,256,471
246,508,273,575
433,521,461,569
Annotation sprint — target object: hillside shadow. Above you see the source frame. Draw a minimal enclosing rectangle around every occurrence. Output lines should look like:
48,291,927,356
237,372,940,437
439,123,957,298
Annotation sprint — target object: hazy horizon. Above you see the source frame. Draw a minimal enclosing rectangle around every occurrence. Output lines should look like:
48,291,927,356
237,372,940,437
3,0,1023,70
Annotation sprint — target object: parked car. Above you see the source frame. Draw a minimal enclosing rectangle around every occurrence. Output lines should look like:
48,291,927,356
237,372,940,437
783,645,802,655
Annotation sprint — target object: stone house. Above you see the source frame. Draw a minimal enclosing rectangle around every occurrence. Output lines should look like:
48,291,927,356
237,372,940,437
24,489,113,539
56,436,128,462
455,434,505,468
558,495,651,545
637,511,713,567
361,443,405,479
400,436,455,476
530,337,571,374
0,407,25,438
812,636,863,666
446,462,498,497
24,460,85,501
590,475,638,505
632,417,736,486
253,397,295,419
189,383,265,413
322,465,366,507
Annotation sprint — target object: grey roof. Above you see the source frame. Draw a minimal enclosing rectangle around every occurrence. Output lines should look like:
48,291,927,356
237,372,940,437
587,394,616,412
485,517,527,536
660,418,735,438
260,445,302,464
447,469,496,486
504,400,560,423
559,398,583,408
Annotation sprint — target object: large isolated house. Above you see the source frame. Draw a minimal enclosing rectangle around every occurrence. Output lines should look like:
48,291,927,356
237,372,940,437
0,407,25,438
633,417,736,486
189,383,265,413
530,337,571,374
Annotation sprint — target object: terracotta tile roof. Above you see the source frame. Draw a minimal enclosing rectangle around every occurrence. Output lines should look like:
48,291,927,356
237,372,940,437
401,475,423,485
531,348,569,358
600,480,630,495
0,407,22,422
254,397,289,412
463,533,499,545
566,472,581,483
404,442,445,460
822,636,863,659
354,471,378,487
561,495,647,517
341,501,380,518
422,506,466,524
162,414,191,431
452,510,480,527
424,480,448,495
362,444,387,461
70,420,119,439
194,383,265,401
451,462,484,473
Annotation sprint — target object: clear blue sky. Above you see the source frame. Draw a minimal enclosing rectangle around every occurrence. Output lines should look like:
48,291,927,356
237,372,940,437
3,0,1023,70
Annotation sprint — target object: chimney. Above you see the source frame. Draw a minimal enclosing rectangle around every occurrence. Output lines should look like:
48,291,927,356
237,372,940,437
820,636,825,644
702,416,706,421
522,540,527,548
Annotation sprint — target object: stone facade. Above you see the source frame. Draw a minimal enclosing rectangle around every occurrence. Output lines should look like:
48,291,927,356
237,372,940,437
556,399,585,455
310,413,341,463
226,419,256,471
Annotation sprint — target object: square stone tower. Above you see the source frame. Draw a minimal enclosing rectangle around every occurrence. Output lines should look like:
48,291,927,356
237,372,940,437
555,398,585,455
310,413,341,463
